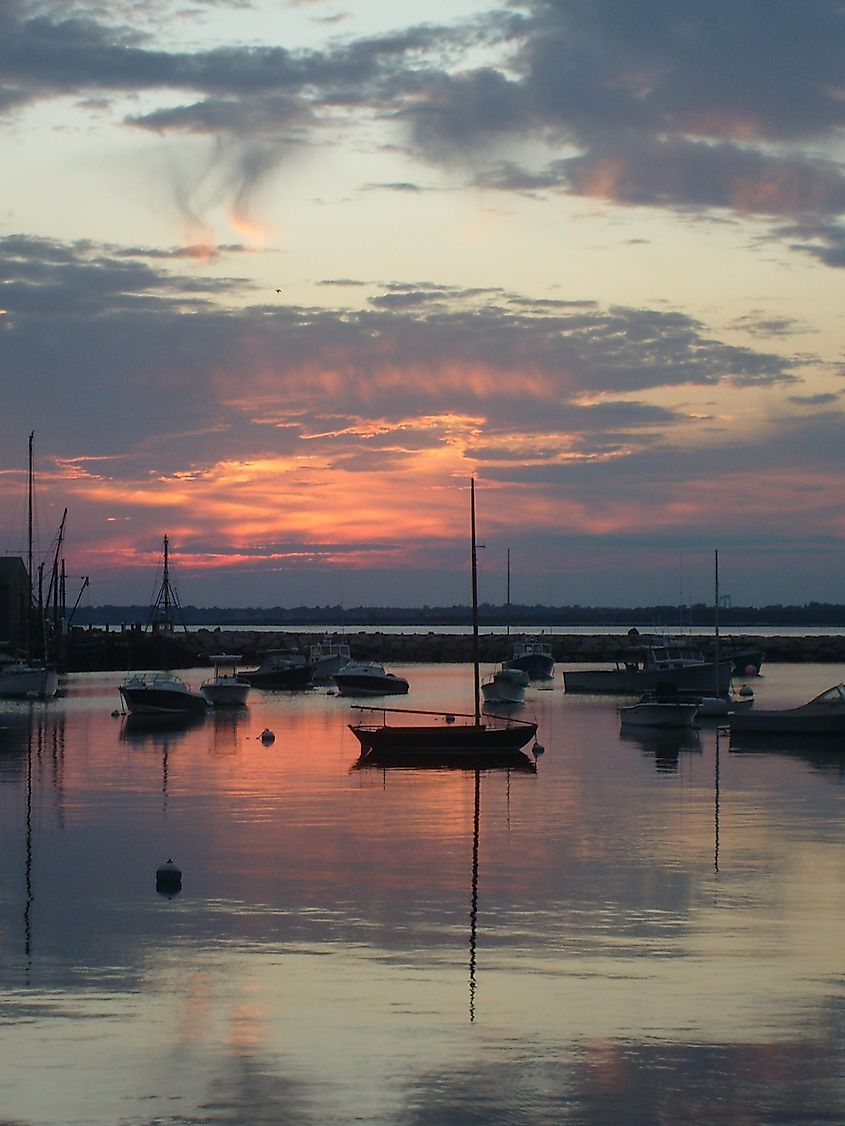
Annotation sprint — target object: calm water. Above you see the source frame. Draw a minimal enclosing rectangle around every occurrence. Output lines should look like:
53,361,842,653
2,664,845,1125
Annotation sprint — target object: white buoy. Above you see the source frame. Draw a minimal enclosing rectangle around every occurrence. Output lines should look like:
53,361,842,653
260,728,275,744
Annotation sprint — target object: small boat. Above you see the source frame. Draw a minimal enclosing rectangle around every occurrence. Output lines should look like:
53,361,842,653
620,690,700,729
0,657,59,700
241,649,312,690
505,637,555,680
119,671,208,715
729,684,845,736
481,665,528,705
564,639,733,695
309,636,352,682
333,660,409,697
729,646,765,678
201,654,250,708
349,480,540,763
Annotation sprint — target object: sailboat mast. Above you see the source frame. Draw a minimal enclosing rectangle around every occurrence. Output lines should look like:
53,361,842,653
162,535,171,625
714,549,721,695
471,479,480,725
26,432,34,659
506,548,511,638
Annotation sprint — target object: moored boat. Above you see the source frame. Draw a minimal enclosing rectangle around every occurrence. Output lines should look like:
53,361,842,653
505,637,555,680
333,660,409,697
564,639,733,695
241,649,312,690
309,637,352,682
119,672,208,715
729,683,845,736
201,654,250,707
619,691,700,729
481,665,528,705
0,658,59,700
348,480,541,764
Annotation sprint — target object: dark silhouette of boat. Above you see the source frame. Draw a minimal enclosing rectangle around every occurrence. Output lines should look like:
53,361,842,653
349,480,540,762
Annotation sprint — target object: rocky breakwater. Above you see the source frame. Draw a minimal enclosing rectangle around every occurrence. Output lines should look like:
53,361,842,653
65,625,845,672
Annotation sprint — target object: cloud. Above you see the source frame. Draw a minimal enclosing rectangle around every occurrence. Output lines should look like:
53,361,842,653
3,0,845,242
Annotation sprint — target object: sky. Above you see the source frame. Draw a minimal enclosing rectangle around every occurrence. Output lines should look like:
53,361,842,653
1,0,844,610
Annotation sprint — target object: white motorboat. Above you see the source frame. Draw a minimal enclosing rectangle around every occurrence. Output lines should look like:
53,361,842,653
201,654,250,708
620,692,700,729
729,683,845,736
333,660,409,697
119,672,208,715
481,665,528,705
0,658,59,700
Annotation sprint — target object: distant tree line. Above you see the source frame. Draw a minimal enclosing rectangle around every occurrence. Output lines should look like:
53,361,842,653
72,601,845,628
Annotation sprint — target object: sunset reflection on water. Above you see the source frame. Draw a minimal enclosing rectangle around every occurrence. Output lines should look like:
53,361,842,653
2,663,845,1123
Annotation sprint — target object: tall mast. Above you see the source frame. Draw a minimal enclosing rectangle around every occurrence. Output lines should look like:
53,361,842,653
26,432,34,659
162,535,171,624
471,479,480,725
714,548,721,695
506,548,511,638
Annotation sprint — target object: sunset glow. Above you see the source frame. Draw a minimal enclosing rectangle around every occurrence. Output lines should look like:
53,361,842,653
1,1,844,606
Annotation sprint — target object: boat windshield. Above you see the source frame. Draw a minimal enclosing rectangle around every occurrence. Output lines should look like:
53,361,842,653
808,683,845,706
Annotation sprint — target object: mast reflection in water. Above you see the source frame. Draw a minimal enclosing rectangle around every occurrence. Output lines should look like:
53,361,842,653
3,664,845,1124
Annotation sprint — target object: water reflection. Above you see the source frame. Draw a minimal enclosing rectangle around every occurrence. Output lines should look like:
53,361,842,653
3,664,845,1123
618,724,702,771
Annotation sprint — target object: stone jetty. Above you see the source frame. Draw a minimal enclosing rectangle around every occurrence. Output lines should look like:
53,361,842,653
64,624,845,672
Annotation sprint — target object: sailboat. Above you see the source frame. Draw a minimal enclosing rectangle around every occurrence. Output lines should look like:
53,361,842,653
0,433,59,700
349,479,540,767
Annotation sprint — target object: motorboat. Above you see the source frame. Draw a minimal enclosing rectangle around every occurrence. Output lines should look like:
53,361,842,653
241,649,312,690
619,691,700,729
729,684,845,736
505,637,555,680
481,665,528,705
348,480,540,763
118,672,208,715
333,660,409,697
309,637,352,682
0,658,59,700
564,639,733,695
201,654,250,707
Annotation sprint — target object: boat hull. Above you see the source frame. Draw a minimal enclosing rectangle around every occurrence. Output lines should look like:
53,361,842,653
564,660,733,695
506,653,555,680
619,702,699,728
241,667,312,690
334,674,409,697
0,665,59,700
119,685,208,715
201,681,250,707
729,713,845,736
349,719,538,756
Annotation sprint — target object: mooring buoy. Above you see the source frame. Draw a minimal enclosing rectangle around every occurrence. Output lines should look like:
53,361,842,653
156,858,182,896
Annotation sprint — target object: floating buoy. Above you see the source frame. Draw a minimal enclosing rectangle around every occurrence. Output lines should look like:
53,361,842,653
260,728,275,744
739,685,754,697
445,714,455,724
533,742,545,757
745,664,758,677
156,858,182,896
111,709,121,717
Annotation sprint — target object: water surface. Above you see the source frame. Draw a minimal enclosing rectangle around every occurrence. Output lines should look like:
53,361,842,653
2,664,845,1124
